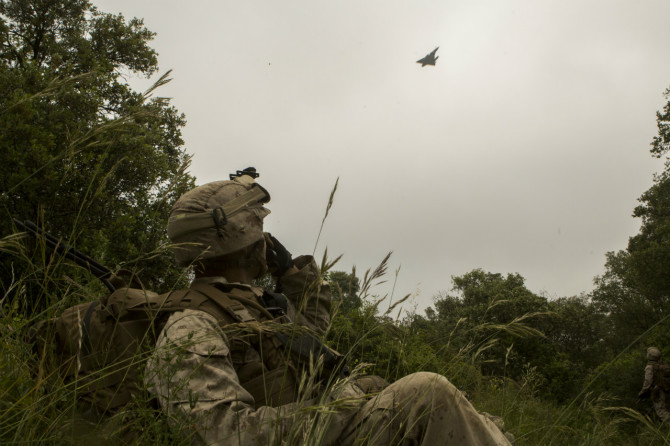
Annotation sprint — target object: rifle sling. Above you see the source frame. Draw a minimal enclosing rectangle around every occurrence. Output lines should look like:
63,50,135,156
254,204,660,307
81,301,99,356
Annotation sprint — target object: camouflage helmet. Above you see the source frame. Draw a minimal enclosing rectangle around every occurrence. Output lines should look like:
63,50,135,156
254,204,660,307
167,172,270,266
648,347,661,361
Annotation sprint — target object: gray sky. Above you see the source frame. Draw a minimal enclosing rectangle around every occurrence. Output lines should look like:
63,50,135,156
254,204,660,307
97,0,670,312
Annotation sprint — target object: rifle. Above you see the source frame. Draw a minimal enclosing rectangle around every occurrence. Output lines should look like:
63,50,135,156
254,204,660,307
12,219,117,293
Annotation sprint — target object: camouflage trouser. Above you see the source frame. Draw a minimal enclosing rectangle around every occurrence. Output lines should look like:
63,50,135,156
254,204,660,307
653,389,670,423
146,309,512,445
336,372,512,446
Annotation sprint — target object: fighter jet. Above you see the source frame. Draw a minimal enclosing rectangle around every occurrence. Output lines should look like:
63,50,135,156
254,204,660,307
417,47,439,67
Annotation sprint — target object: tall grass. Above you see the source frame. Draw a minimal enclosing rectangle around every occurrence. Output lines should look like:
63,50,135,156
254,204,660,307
325,260,670,445
2,176,670,445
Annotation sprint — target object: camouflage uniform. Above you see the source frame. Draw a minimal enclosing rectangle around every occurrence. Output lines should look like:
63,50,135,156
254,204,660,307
145,173,512,445
639,347,670,423
144,258,511,445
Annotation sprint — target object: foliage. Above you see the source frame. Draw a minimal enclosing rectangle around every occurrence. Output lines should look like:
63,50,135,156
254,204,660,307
544,295,608,369
0,0,195,310
5,2,670,445
650,87,670,159
327,265,406,381
588,349,647,409
426,271,554,391
590,83,670,395
323,263,670,445
328,269,361,313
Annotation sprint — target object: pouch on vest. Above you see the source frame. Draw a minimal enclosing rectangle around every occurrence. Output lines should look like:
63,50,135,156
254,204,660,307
29,283,347,412
28,286,237,413
654,363,670,390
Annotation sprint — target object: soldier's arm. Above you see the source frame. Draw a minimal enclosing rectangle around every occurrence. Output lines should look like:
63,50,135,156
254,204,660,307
279,255,332,335
639,364,655,397
144,309,292,444
644,364,654,389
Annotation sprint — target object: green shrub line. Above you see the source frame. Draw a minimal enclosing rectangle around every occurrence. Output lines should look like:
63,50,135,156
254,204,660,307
3,1,670,442
2,245,670,444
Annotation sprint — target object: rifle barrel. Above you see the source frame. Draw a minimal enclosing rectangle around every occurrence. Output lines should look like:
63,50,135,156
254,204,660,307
13,219,116,292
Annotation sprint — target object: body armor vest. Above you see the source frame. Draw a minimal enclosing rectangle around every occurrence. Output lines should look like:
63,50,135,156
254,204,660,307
30,283,344,413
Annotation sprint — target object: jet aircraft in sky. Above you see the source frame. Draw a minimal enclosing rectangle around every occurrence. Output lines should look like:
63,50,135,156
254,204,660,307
417,47,439,67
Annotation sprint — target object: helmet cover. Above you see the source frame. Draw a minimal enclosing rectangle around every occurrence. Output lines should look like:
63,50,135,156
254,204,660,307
167,176,270,266
648,347,661,361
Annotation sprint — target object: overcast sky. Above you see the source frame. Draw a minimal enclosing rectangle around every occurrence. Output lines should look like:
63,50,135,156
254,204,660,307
96,0,670,313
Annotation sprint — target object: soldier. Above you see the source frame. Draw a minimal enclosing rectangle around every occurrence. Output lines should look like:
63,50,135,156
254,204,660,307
638,346,670,423
144,169,512,445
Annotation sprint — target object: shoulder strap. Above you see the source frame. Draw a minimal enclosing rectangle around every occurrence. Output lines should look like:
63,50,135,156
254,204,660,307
182,283,346,375
81,301,100,356
188,283,257,323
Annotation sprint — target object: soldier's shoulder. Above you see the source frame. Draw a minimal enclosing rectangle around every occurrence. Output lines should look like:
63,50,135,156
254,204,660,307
163,308,220,332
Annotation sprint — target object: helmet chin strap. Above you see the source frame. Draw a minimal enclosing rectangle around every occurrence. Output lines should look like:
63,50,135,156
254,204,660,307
254,244,269,276
207,240,267,278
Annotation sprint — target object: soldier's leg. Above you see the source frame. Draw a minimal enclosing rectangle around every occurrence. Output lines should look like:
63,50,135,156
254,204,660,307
338,372,511,446
653,390,670,423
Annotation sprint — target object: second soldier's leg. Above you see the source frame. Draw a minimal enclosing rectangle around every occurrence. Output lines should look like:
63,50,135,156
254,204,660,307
338,372,511,446
654,390,670,423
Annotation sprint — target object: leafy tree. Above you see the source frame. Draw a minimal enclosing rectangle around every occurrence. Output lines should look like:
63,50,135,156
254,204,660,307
328,270,361,313
592,87,670,349
0,0,194,303
427,270,570,393
544,295,608,370
650,86,670,159
591,252,656,350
